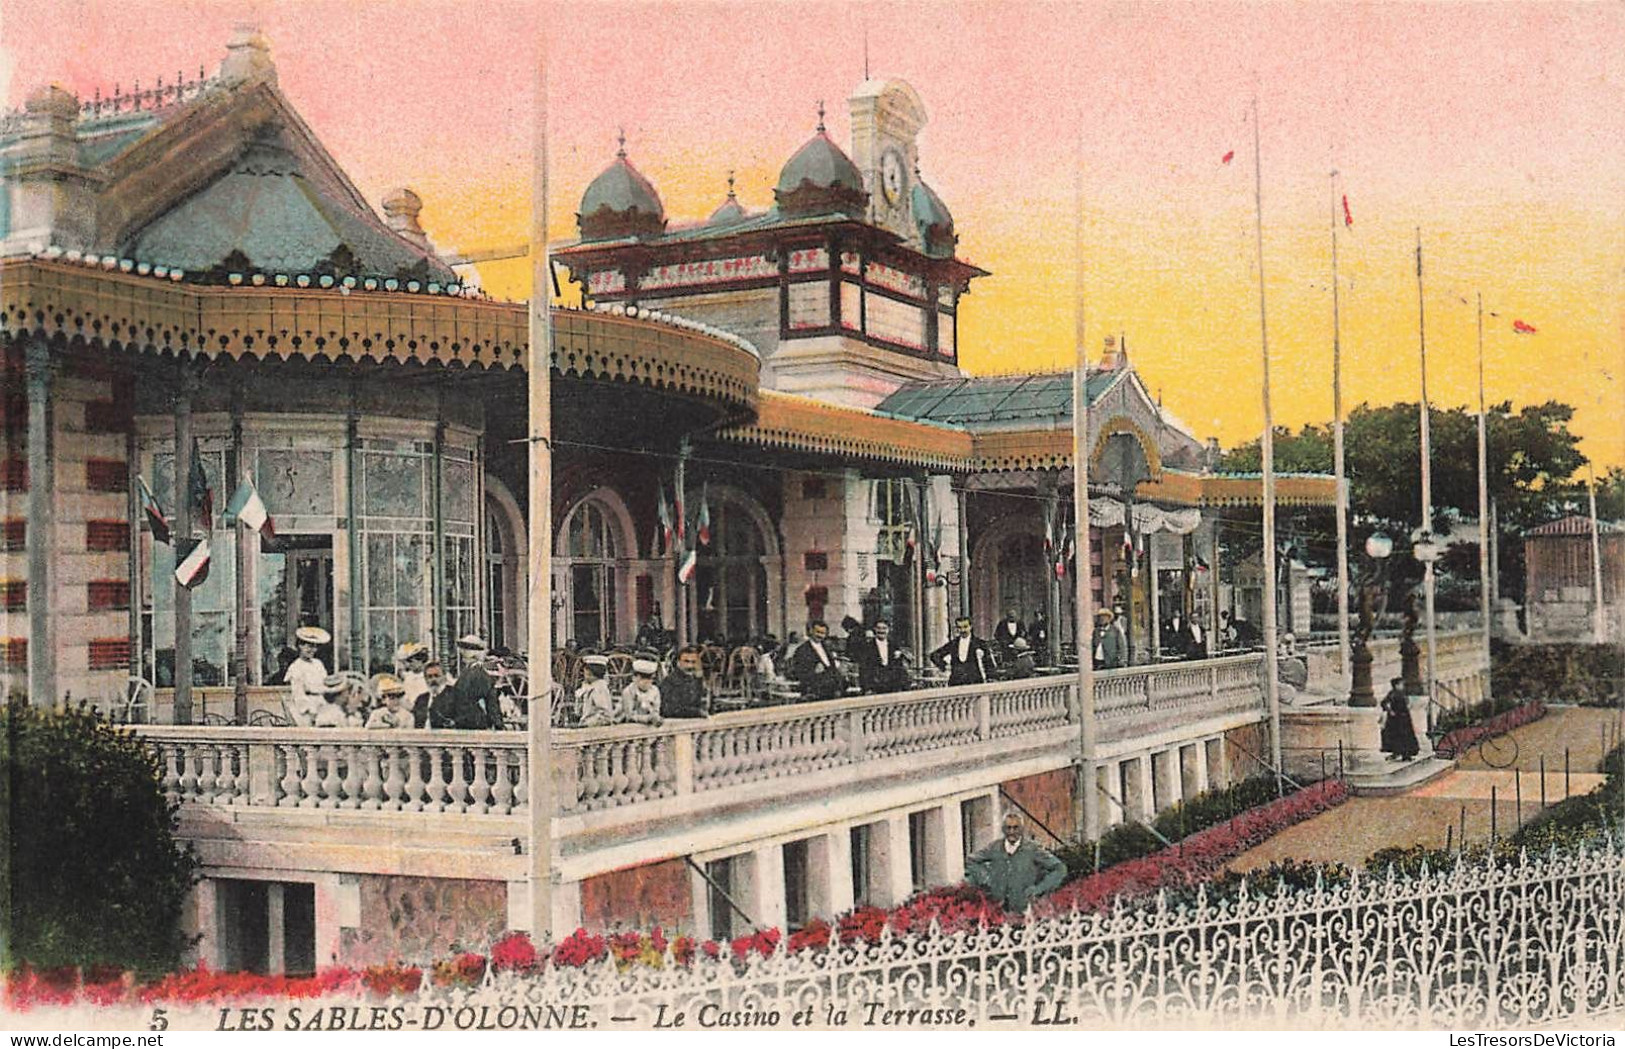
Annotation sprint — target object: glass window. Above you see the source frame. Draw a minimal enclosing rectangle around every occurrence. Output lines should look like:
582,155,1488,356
254,449,335,517
150,539,234,688
362,450,426,519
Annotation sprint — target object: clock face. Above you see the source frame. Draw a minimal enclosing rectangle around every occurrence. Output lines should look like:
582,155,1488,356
881,149,905,205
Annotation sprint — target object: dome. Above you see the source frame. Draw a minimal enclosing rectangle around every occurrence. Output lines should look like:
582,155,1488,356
706,172,747,226
773,107,867,218
577,136,666,241
911,176,957,258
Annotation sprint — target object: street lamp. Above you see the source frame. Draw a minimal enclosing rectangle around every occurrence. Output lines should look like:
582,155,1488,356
1348,532,1393,706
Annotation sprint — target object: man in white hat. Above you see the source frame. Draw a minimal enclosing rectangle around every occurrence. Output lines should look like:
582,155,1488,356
285,626,333,726
575,654,619,728
621,658,663,726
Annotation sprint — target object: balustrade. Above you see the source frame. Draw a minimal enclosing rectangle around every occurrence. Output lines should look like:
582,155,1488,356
138,657,1282,820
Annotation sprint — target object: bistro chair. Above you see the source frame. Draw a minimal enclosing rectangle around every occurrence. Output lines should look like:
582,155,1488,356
605,651,635,697
700,645,727,695
725,645,760,701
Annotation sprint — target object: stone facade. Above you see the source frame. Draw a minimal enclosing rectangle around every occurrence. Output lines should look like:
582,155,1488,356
338,875,508,967
1000,768,1078,843
579,858,693,934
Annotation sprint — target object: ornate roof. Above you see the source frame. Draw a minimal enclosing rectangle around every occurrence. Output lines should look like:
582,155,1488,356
911,176,955,258
123,123,454,282
774,108,867,218
578,138,666,241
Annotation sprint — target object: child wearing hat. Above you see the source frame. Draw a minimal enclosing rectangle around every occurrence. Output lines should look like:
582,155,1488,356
621,659,663,727
575,655,619,728
366,674,413,730
286,625,333,726
312,674,353,728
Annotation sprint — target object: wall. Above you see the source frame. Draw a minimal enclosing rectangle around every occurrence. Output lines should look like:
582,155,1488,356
1000,768,1077,843
338,875,508,967
579,858,693,934
1223,722,1271,782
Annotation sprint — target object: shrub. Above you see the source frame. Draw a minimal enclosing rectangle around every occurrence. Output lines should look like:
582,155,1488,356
1492,642,1623,707
3,700,198,974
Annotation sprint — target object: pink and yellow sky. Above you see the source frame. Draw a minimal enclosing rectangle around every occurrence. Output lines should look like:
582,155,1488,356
6,1,1621,465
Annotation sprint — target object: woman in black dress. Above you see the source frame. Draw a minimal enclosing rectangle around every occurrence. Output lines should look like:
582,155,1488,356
1380,677,1421,760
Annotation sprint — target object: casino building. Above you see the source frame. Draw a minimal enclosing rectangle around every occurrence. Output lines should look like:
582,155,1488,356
0,31,1451,971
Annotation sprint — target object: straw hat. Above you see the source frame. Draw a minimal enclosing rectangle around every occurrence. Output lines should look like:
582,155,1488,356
296,626,331,646
455,634,488,652
394,641,428,663
374,674,405,697
1095,609,1115,622
320,673,347,694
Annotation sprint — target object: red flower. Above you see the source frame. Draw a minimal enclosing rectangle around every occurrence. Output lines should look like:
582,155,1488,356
490,931,539,974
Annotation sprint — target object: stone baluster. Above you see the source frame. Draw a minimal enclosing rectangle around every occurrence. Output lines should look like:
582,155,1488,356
468,746,494,814
359,745,385,810
378,746,405,810
608,742,630,802
296,743,323,808
446,746,471,814
847,709,866,762
246,741,277,806
423,746,451,812
277,744,303,806
318,745,343,808
401,744,428,811
673,732,696,795
213,744,240,803
178,745,200,801
194,743,219,803
340,744,365,808
491,748,515,813
158,744,181,803
513,749,530,812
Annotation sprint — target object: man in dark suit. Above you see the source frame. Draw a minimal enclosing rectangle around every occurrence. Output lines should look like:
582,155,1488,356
931,616,991,686
853,619,910,695
659,645,710,718
789,621,847,701
992,607,1025,658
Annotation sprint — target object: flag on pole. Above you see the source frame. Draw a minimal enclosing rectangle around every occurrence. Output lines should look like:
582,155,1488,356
697,484,712,547
174,534,211,589
677,546,698,585
137,475,171,545
225,476,275,537
1512,319,1537,335
924,515,943,585
188,439,213,531
1342,194,1353,228
656,487,673,553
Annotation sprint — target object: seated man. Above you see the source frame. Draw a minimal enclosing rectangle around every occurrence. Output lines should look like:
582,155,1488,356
414,661,449,728
431,635,504,729
992,607,1026,658
789,621,847,701
1006,637,1037,679
854,619,911,695
660,645,710,718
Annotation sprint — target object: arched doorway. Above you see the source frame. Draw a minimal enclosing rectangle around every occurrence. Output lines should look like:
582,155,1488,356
557,490,636,648
483,476,527,653
694,499,770,643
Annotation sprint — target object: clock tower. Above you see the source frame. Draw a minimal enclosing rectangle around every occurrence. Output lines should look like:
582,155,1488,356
849,79,928,246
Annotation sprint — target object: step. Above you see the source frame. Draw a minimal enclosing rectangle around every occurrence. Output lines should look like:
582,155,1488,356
1346,756,1456,796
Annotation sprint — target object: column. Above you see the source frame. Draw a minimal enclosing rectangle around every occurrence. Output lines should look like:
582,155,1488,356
1209,521,1222,655
748,845,786,931
172,366,197,724
551,879,582,935
1205,736,1229,790
811,829,853,918
1039,476,1062,666
937,804,965,885
1179,743,1201,802
266,882,286,974
231,385,251,721
956,485,971,619
1123,754,1153,822
1193,738,1211,795
1148,531,1161,659
1098,764,1124,827
1152,748,1181,813
871,815,914,908
431,413,448,655
24,338,54,707
344,388,362,671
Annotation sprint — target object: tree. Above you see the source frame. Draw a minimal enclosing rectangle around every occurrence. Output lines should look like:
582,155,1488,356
3,701,197,973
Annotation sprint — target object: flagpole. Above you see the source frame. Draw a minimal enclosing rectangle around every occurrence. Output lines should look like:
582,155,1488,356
1476,293,1493,699
1331,172,1351,693
525,39,556,946
1252,96,1283,794
173,370,196,724
231,384,251,723
1416,229,1438,735
1589,465,1605,645
1071,132,1099,840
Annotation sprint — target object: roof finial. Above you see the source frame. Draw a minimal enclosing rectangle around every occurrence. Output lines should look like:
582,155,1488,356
615,127,627,159
816,99,826,133
726,169,737,200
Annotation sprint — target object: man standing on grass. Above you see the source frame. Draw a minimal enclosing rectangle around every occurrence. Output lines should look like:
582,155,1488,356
965,811,1068,912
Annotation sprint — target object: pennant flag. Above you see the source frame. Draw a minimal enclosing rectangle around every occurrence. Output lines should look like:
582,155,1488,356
677,546,698,585
1342,194,1353,228
657,487,673,553
137,475,171,545
1195,555,1211,574
697,484,712,547
1043,505,1055,557
174,534,211,589
1512,319,1537,335
188,439,213,532
225,476,274,537
1221,150,1235,165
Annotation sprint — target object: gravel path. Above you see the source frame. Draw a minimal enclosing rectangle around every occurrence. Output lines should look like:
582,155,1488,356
1227,704,1619,872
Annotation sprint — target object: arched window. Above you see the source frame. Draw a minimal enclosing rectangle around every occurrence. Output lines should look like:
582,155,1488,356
561,498,621,647
485,500,507,649
695,498,768,643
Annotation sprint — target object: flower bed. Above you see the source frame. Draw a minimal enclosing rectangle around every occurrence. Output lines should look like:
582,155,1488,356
1039,778,1351,915
6,781,1349,1010
1433,700,1545,760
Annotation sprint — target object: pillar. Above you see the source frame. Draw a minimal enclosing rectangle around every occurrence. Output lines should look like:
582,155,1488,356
1209,520,1222,654
1098,764,1124,827
266,882,286,974
1123,754,1154,822
431,413,448,656
1179,742,1202,802
748,845,786,931
871,815,914,907
1039,476,1061,666
231,385,251,719
1152,748,1181,813
345,387,362,671
172,366,197,723
1148,530,1161,659
24,337,53,706
812,830,853,918
957,485,971,620
937,803,965,885
1206,736,1229,789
